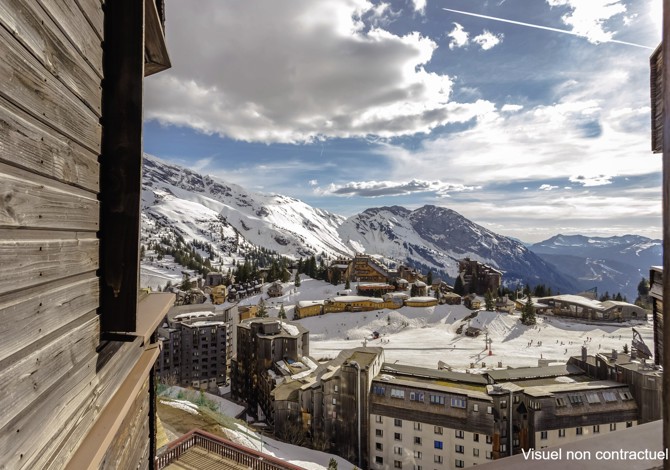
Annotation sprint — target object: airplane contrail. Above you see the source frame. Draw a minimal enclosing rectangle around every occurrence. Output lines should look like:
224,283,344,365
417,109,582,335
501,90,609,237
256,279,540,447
442,8,654,50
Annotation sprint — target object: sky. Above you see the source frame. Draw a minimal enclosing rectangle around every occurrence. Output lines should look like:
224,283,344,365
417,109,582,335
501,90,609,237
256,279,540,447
144,0,663,243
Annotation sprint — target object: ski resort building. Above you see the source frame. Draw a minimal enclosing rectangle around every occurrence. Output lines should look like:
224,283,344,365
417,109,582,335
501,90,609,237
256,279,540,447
458,258,503,295
649,266,663,366
537,295,646,322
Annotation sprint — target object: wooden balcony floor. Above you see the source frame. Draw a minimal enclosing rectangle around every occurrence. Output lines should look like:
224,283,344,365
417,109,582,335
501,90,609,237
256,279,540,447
165,447,247,470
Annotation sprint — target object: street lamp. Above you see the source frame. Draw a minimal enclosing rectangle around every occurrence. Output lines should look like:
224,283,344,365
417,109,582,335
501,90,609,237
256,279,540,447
349,360,362,469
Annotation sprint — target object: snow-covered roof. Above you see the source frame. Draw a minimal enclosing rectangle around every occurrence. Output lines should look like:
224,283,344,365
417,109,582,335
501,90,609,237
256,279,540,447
297,300,325,308
331,295,384,303
281,323,301,336
190,321,225,327
407,296,437,303
174,311,215,320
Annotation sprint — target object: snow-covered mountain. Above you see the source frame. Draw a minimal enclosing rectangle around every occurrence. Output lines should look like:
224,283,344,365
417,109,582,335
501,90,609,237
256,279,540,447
141,156,574,292
530,234,662,300
338,205,577,292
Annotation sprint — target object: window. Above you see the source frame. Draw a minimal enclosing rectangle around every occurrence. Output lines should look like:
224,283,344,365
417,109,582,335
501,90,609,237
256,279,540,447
434,426,443,435
434,440,443,450
500,444,507,452
610,423,617,431
394,461,402,469
540,431,548,440
414,451,422,459
376,415,383,423
586,393,601,404
332,398,337,405
430,394,445,405
486,451,493,460
555,397,568,407
376,429,383,437
410,391,425,402
568,394,583,405
373,385,386,396
455,430,464,439
394,446,403,455
473,448,480,457
391,388,406,399
414,422,422,431
627,421,633,428
528,400,541,410
473,403,479,412
558,429,566,438
576,427,583,435
487,406,493,414
620,391,634,401
414,436,422,445
455,460,465,468
376,443,383,451
513,395,520,404
455,444,464,454
375,456,383,465
486,435,492,444
394,418,402,427
394,432,402,441
413,466,422,470
500,400,507,409
434,455,443,464
334,385,339,392
451,397,466,408
603,391,618,402
473,433,479,442
593,425,600,433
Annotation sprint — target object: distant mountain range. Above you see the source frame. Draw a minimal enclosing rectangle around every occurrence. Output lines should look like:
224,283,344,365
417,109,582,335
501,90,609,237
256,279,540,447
141,155,659,298
530,234,661,301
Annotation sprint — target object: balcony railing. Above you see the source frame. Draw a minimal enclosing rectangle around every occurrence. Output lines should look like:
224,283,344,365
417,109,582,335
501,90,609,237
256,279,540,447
155,429,304,470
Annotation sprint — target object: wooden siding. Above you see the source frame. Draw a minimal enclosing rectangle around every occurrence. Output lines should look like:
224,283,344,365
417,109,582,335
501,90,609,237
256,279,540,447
651,45,662,153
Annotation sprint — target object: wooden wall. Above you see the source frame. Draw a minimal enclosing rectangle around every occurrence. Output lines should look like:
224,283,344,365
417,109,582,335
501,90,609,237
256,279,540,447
0,0,170,469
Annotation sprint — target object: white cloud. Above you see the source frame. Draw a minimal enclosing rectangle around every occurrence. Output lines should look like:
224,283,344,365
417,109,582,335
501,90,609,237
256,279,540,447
569,174,613,186
145,0,480,143
546,0,627,44
308,179,319,186
411,0,427,15
501,104,524,112
447,23,469,49
472,30,504,50
539,184,559,191
316,179,476,197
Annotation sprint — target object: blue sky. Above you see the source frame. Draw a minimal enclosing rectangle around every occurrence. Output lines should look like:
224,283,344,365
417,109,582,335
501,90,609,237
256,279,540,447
144,0,662,243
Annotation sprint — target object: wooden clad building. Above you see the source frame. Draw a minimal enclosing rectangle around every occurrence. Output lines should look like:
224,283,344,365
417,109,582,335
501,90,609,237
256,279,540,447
0,0,171,468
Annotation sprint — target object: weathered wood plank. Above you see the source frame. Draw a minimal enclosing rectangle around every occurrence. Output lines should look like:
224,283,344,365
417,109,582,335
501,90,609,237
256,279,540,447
36,338,146,470
0,0,102,116
0,274,99,362
0,23,101,154
0,351,98,470
99,377,150,469
0,312,98,433
100,0,144,332
75,0,104,42
0,161,98,230
0,94,99,192
144,0,171,77
0,230,98,295
37,0,103,78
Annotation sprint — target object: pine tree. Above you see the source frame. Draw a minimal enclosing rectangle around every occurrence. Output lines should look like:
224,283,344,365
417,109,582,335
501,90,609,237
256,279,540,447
484,290,495,311
521,296,536,325
256,298,268,318
278,304,287,319
294,271,301,287
426,271,433,286
454,276,465,296
345,277,351,290
331,269,341,286
328,458,338,470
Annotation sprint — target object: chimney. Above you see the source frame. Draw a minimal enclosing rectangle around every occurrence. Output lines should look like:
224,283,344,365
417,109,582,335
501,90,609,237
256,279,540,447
581,346,587,363
611,349,618,361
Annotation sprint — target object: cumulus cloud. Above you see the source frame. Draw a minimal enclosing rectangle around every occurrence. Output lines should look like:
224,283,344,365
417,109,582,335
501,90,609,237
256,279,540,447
539,184,559,191
569,174,613,186
546,0,627,44
501,104,524,112
317,179,476,197
472,30,504,50
447,23,470,49
308,179,319,186
411,0,427,14
145,0,487,143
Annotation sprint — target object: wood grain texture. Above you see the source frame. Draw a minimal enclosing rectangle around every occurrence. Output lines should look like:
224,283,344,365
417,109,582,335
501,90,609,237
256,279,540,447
0,0,102,116
74,0,104,42
37,0,103,78
0,274,99,362
0,313,98,433
0,161,98,230
0,23,101,154
0,352,98,470
0,229,98,295
0,94,99,192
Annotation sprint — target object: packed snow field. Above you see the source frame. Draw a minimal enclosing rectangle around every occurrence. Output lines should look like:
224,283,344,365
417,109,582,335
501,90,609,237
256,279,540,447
243,278,655,370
